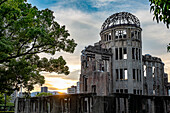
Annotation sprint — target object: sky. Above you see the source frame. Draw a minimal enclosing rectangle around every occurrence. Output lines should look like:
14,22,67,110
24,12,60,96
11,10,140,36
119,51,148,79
27,0,170,93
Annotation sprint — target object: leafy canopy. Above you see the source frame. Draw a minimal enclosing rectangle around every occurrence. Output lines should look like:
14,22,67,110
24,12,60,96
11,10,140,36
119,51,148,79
149,0,170,28
36,92,52,97
0,0,77,95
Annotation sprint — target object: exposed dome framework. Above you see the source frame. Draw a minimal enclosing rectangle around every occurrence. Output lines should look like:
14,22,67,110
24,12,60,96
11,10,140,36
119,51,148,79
101,12,140,32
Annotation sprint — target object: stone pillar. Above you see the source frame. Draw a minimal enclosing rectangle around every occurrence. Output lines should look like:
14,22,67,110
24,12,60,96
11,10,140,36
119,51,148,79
15,98,18,113
51,96,62,113
70,95,78,113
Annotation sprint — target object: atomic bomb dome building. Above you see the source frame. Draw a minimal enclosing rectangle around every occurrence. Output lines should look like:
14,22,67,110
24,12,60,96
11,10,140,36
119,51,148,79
79,12,168,96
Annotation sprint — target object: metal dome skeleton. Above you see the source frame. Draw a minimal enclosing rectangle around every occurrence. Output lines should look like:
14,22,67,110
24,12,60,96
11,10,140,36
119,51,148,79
101,12,140,32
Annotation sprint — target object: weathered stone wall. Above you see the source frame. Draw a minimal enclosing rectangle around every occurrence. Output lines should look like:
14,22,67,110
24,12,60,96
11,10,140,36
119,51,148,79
15,93,170,113
80,46,112,95
143,54,166,96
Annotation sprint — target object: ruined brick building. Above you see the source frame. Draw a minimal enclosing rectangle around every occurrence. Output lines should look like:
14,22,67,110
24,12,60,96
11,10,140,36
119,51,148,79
79,12,168,96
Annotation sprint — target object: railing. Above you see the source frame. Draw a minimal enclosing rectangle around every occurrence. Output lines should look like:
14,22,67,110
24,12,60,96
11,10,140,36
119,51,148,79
15,93,170,113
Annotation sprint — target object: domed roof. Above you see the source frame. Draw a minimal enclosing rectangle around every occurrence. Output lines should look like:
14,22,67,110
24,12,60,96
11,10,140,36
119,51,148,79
101,12,140,32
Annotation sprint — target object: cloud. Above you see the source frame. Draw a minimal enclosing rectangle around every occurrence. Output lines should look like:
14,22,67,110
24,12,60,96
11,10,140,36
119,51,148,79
42,69,80,81
29,0,170,86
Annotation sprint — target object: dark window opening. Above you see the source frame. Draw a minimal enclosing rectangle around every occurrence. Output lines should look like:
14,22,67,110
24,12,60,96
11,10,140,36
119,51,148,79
115,48,118,60
115,31,119,39
109,33,111,40
131,31,134,38
137,90,139,95
124,89,128,93
119,48,123,60
138,32,140,39
140,70,141,81
136,48,138,60
139,49,141,60
119,31,122,38
92,85,96,93
120,69,123,80
140,90,142,95
135,31,138,36
84,78,88,91
116,89,119,93
120,89,123,93
133,69,136,80
133,89,136,94
132,48,135,59
116,69,119,80
137,69,139,81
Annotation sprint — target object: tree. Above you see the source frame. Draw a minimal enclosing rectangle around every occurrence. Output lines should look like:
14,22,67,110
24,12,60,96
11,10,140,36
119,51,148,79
0,0,77,95
149,0,170,28
149,0,170,52
0,93,11,104
36,92,52,97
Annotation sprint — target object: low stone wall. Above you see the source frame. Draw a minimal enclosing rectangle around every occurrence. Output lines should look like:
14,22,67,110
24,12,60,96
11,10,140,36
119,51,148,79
15,93,170,113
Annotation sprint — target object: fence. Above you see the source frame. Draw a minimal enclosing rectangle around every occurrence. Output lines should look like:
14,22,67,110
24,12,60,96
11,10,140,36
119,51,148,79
15,93,170,113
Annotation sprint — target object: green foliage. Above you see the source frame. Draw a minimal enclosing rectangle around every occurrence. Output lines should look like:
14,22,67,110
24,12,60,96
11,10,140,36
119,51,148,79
167,43,170,52
149,0,170,28
0,0,77,95
0,93,11,104
36,92,52,97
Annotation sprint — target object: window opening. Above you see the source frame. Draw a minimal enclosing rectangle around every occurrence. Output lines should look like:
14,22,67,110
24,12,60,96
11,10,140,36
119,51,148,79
119,31,122,38
133,69,136,80
144,65,146,77
152,66,155,78
115,31,119,39
116,69,119,80
115,48,118,60
140,90,142,95
119,48,123,60
132,48,135,59
123,30,127,38
137,69,139,81
120,89,123,93
109,33,111,40
136,48,138,60
120,69,123,80
124,69,128,80
92,85,96,93
84,78,88,91
139,49,141,60
138,32,140,39
133,89,136,94
140,70,141,81
124,89,128,93
135,31,138,38
116,89,119,93
131,31,134,38
123,48,127,59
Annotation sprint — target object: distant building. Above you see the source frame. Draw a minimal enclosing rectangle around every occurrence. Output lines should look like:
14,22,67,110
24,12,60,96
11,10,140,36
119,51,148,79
67,86,77,94
77,82,80,93
41,86,48,93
